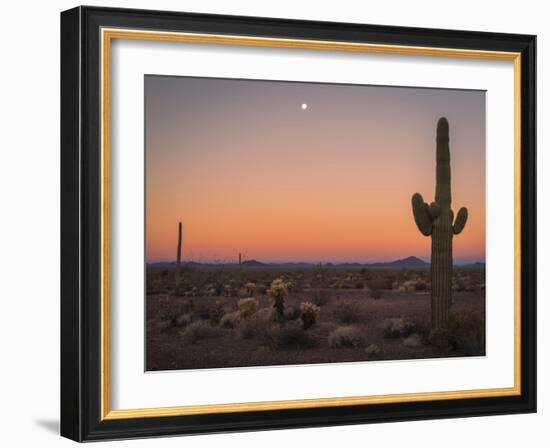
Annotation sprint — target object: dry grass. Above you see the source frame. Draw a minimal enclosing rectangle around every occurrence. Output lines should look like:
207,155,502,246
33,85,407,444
328,326,366,348
181,321,223,344
382,317,417,339
333,300,363,323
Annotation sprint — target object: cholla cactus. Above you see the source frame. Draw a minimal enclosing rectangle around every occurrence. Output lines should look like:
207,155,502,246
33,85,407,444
268,278,288,321
411,118,468,330
237,297,259,319
300,302,320,329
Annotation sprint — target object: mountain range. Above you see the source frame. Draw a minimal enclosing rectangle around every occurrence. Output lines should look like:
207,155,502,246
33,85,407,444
147,256,485,269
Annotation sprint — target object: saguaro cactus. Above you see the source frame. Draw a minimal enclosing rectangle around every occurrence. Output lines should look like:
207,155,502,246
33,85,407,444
175,221,182,292
411,117,468,330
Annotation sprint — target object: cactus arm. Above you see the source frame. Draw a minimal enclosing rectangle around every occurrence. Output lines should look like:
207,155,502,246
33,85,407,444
453,207,468,234
412,193,433,236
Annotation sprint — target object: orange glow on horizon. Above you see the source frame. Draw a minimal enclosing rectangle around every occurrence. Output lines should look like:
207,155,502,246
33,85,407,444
145,76,486,264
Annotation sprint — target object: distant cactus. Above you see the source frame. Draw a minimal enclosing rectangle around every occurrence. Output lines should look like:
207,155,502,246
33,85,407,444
411,118,468,330
237,251,247,267
175,221,182,293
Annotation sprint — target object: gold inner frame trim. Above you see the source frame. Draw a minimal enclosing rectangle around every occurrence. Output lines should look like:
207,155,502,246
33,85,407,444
100,27,522,421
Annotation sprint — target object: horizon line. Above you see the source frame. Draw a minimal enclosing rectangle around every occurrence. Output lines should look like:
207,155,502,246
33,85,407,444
145,257,486,266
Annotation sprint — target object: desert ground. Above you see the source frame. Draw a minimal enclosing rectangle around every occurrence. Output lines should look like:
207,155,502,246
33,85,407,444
146,265,485,371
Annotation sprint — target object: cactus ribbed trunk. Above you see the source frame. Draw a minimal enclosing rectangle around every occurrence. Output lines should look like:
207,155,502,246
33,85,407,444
175,222,182,292
411,118,468,330
431,214,453,329
431,121,453,329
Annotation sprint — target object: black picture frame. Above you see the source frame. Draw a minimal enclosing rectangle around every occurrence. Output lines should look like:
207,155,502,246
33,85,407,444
61,5,536,442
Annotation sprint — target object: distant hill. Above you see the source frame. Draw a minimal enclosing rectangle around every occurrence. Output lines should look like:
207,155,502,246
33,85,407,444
458,261,486,269
241,259,267,267
147,256,434,269
368,256,429,269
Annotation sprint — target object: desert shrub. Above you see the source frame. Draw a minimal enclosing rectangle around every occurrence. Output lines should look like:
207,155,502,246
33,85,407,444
367,278,387,299
237,297,259,319
284,278,296,293
268,322,317,350
257,307,275,322
192,300,211,320
414,280,428,291
370,289,383,300
300,302,320,329
209,300,225,325
384,274,396,290
238,286,255,298
397,277,430,292
223,282,238,297
290,273,304,292
328,326,366,348
174,313,192,327
210,281,224,296
245,282,256,296
365,343,381,357
220,311,240,329
340,279,356,289
403,333,423,348
311,288,330,306
156,320,172,332
255,283,268,295
428,311,485,355
204,284,217,296
454,278,467,292
428,328,450,351
156,299,177,322
181,321,222,344
333,300,362,323
268,278,288,321
448,310,485,355
382,317,416,338
237,315,271,340
187,286,200,297
156,296,193,323
284,305,300,321
147,272,171,294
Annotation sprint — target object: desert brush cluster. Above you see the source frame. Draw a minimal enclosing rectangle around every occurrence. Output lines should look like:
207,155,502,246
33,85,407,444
147,263,485,370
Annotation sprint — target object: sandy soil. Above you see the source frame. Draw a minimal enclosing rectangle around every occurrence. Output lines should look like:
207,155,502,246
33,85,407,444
146,289,485,371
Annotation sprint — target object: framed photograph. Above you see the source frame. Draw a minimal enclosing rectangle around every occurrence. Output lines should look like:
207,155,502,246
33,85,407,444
60,6,536,441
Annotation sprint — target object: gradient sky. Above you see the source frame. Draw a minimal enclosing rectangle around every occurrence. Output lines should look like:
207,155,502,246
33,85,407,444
145,76,485,264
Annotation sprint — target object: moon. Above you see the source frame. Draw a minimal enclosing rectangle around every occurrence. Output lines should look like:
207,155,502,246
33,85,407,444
301,103,308,110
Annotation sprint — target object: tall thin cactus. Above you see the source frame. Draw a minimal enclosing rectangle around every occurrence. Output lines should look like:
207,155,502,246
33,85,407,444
411,117,468,330
175,221,182,293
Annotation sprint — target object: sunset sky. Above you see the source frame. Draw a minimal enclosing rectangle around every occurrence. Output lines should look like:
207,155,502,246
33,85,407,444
145,76,485,264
